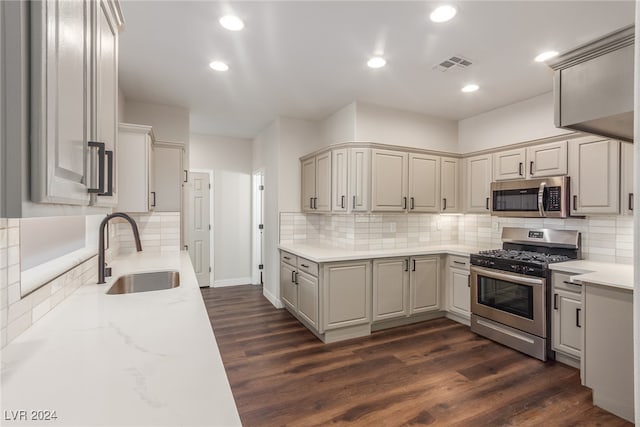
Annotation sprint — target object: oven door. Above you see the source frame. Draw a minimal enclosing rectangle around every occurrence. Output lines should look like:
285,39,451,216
470,265,546,338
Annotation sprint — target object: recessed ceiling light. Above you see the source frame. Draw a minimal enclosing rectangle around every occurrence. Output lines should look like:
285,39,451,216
219,15,244,31
430,5,457,23
461,84,479,93
209,61,229,71
367,56,387,69
534,50,559,62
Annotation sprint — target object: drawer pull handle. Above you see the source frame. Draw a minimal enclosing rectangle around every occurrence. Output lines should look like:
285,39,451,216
283,256,291,260
563,280,577,286
576,308,581,328
301,264,309,268
453,260,466,265
553,293,558,310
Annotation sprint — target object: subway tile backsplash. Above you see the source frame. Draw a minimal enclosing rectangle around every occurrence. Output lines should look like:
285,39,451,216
280,212,633,264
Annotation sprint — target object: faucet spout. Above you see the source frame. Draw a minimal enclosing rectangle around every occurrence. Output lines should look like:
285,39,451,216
98,213,142,284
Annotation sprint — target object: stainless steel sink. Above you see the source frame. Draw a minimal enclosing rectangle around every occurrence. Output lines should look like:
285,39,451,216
106,271,180,295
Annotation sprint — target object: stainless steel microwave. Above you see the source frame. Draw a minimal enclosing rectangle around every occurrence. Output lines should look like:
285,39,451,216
490,176,571,218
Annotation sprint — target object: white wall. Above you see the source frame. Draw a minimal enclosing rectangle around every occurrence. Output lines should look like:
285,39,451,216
458,92,573,153
321,102,357,146
252,121,282,307
124,100,189,144
354,102,458,152
190,133,252,285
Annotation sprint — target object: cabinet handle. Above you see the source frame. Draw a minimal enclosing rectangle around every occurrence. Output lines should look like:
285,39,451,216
184,170,188,183
410,197,415,210
314,197,317,209
310,197,314,209
412,259,416,272
352,195,356,209
283,256,291,260
486,197,490,210
87,141,106,194
294,271,298,285
341,195,345,209
553,293,558,310
529,161,534,176
629,193,634,211
518,162,523,176
291,270,296,283
403,197,407,209
573,195,577,211
404,259,409,272
453,260,466,266
151,191,156,207
563,280,576,286
576,308,581,328
301,264,309,268
102,150,114,196
442,198,447,210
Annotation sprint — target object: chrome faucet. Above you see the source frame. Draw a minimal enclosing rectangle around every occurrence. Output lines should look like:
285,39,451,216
97,212,142,284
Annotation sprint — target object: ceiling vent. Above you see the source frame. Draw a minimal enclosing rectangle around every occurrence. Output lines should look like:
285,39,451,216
434,55,473,72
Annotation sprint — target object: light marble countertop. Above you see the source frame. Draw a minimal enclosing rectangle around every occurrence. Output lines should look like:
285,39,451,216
550,260,634,291
278,242,490,263
0,251,241,426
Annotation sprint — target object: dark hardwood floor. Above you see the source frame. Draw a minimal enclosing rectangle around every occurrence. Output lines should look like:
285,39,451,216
201,285,631,426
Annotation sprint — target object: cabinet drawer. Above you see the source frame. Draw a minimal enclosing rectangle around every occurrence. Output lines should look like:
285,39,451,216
281,251,297,267
448,256,470,270
297,257,319,277
553,271,581,293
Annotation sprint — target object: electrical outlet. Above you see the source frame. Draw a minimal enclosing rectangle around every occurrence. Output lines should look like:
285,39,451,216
436,221,442,230
492,221,499,231
390,223,396,232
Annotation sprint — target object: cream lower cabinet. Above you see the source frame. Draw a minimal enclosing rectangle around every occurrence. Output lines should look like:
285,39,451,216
551,272,582,364
280,261,298,311
372,255,440,322
568,137,620,214
280,252,319,330
322,261,371,331
446,256,470,320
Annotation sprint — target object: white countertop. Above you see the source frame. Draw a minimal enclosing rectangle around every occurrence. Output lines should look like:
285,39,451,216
278,242,489,263
550,260,634,291
0,251,241,426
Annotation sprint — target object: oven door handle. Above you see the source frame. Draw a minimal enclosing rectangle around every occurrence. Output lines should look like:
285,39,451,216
470,265,545,286
537,182,546,218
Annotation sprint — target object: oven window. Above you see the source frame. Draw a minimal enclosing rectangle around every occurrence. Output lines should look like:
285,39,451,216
477,276,534,319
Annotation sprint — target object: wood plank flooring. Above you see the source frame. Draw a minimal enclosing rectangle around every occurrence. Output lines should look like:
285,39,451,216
201,285,631,426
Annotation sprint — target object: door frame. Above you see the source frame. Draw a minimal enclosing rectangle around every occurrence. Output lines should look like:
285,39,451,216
190,168,214,286
252,168,265,285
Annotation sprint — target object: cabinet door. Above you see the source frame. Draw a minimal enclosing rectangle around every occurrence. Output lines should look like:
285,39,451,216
372,258,409,321
410,256,440,314
315,151,332,212
621,142,634,216
440,157,460,212
148,139,156,211
552,289,582,358
301,157,316,212
280,262,298,312
493,148,526,181
349,148,370,212
153,144,184,211
408,153,439,212
297,271,318,330
526,141,567,178
31,0,92,205
117,124,153,212
448,268,470,317
371,149,408,211
323,261,371,331
568,138,620,214
331,148,348,212
93,0,119,207
465,155,492,213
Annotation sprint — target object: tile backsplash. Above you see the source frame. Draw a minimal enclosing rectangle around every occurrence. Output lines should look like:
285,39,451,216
280,212,633,264
116,212,181,255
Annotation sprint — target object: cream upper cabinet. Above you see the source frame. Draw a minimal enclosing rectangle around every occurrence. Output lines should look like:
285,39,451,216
408,153,440,212
372,258,410,321
31,0,123,206
153,143,184,212
568,137,620,214
117,124,155,212
493,148,526,181
465,154,492,213
349,148,370,212
440,157,460,213
526,141,567,178
371,149,408,211
331,148,348,212
621,142,634,216
301,151,331,212
410,256,440,314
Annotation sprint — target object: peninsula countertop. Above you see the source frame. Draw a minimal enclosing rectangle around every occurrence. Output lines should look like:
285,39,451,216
550,260,634,291
0,251,241,426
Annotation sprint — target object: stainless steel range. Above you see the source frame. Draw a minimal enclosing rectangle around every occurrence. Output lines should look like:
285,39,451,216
470,227,581,361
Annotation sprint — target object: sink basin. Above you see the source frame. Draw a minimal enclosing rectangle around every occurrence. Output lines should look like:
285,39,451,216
106,271,180,295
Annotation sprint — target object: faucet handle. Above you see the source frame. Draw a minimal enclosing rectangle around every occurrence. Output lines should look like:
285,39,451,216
105,266,112,278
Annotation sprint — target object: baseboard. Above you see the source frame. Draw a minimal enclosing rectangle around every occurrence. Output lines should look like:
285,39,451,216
213,277,252,287
263,287,284,309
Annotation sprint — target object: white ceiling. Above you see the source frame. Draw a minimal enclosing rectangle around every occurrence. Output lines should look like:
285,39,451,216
118,1,635,139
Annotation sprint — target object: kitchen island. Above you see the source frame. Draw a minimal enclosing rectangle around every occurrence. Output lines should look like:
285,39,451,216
0,251,241,426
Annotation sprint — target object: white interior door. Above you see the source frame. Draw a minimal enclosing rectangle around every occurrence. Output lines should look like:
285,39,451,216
188,171,211,287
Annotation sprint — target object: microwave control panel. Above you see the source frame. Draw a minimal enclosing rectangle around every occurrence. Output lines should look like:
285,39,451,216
547,186,561,211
